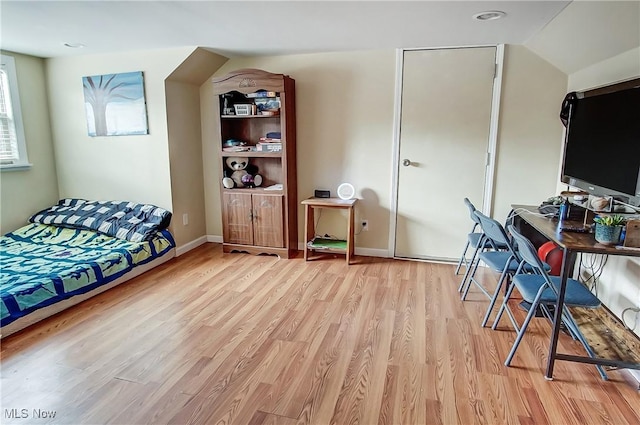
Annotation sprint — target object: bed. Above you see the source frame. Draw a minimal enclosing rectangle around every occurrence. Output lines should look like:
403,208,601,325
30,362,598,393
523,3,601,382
0,198,176,337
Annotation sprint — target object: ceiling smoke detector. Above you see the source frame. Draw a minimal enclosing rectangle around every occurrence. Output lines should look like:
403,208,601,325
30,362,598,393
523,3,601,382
63,42,85,49
473,11,506,21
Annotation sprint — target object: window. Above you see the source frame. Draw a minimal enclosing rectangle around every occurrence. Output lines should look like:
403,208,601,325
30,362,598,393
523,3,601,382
0,54,29,170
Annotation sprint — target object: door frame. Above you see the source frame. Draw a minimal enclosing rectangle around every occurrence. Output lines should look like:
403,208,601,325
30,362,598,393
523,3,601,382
388,44,505,259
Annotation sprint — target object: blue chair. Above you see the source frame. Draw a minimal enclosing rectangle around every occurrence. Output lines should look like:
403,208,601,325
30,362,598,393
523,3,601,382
454,198,483,276
497,225,607,380
462,211,520,325
460,211,544,330
456,199,507,293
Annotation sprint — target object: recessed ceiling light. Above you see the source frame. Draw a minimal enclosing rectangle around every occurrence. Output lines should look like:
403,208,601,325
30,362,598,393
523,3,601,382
63,42,85,49
473,11,506,21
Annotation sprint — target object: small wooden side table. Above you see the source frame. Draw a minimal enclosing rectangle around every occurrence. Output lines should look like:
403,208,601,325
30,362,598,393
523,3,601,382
301,197,357,265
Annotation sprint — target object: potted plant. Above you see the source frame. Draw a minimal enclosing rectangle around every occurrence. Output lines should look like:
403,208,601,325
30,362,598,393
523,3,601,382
593,215,627,245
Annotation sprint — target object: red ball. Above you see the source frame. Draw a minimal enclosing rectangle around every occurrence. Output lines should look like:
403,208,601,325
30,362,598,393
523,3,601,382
537,241,562,276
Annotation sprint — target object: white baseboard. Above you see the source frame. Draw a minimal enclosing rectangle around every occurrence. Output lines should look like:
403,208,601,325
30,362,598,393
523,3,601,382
180,237,389,258
355,247,390,257
621,369,640,391
183,238,470,261
193,237,390,258
175,235,208,256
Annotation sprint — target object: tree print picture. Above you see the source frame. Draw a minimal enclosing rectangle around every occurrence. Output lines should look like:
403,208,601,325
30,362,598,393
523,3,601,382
82,71,149,137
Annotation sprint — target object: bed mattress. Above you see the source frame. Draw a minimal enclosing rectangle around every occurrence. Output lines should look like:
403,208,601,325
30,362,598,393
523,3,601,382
0,223,174,328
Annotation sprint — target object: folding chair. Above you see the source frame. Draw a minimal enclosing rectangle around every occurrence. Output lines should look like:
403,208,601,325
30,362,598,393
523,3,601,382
459,211,535,328
456,199,507,293
454,198,483,276
496,225,607,380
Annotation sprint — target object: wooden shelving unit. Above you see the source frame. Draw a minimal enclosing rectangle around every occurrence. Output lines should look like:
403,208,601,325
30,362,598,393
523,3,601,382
212,69,297,258
221,151,282,159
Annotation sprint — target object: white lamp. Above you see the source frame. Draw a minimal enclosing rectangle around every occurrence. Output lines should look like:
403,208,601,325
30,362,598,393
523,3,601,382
337,183,355,200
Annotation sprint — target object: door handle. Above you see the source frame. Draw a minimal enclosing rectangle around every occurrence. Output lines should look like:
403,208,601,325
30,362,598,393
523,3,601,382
402,159,411,167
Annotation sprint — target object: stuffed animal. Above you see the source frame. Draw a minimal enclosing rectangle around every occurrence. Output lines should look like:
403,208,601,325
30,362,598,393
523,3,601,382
222,157,263,188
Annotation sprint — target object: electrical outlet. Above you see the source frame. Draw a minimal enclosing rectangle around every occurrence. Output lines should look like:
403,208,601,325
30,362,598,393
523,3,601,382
182,213,189,226
361,220,368,231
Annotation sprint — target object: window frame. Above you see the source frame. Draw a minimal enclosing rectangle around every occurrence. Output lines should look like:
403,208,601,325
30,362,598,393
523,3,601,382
0,54,30,171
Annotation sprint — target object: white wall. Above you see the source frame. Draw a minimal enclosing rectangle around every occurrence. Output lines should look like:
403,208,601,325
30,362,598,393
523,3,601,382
493,45,568,222
201,46,568,254
202,50,397,252
45,47,196,212
0,51,58,233
201,75,223,239
165,47,227,250
567,47,640,335
568,47,640,92
166,81,207,248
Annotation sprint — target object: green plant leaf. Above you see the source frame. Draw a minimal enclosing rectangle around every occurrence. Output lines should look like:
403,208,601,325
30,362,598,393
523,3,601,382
593,214,627,226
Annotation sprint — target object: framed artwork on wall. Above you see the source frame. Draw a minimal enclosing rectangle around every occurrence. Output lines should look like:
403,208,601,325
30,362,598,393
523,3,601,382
82,71,149,137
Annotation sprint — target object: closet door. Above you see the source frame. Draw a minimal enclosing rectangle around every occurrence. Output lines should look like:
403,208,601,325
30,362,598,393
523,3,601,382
395,47,496,260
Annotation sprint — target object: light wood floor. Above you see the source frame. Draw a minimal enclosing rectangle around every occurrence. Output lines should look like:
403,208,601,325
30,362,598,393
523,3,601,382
1,244,638,425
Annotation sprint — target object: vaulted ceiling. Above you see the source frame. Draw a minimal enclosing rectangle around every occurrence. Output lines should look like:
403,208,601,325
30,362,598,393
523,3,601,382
1,1,639,74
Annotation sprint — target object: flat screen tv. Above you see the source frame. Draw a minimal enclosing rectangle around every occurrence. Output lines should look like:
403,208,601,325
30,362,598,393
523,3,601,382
560,77,640,207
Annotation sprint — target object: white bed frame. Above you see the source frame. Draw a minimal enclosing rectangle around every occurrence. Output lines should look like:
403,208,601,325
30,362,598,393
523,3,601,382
1,248,176,338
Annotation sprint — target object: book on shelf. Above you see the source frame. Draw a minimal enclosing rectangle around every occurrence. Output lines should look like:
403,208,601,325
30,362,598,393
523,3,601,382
307,237,347,250
255,98,281,111
264,183,283,191
222,146,252,152
256,142,282,152
259,137,282,143
245,91,277,98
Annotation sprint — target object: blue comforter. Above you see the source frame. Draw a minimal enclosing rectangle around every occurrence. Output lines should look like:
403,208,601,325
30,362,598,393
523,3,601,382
0,223,175,327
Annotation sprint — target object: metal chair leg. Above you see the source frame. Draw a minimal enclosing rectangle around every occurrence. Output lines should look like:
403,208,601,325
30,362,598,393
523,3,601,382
481,266,510,327
454,241,470,275
463,271,494,301
461,256,482,300
458,239,483,293
505,288,545,366
492,280,518,330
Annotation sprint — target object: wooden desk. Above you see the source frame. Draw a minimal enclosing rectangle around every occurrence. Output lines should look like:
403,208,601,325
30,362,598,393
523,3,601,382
302,197,357,265
513,205,640,379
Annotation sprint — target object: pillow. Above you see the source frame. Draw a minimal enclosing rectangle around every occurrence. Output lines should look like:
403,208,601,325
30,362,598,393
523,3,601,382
29,198,172,242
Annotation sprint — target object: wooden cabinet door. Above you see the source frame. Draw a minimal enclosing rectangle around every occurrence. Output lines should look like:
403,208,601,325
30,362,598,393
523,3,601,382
223,192,253,245
252,194,284,248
